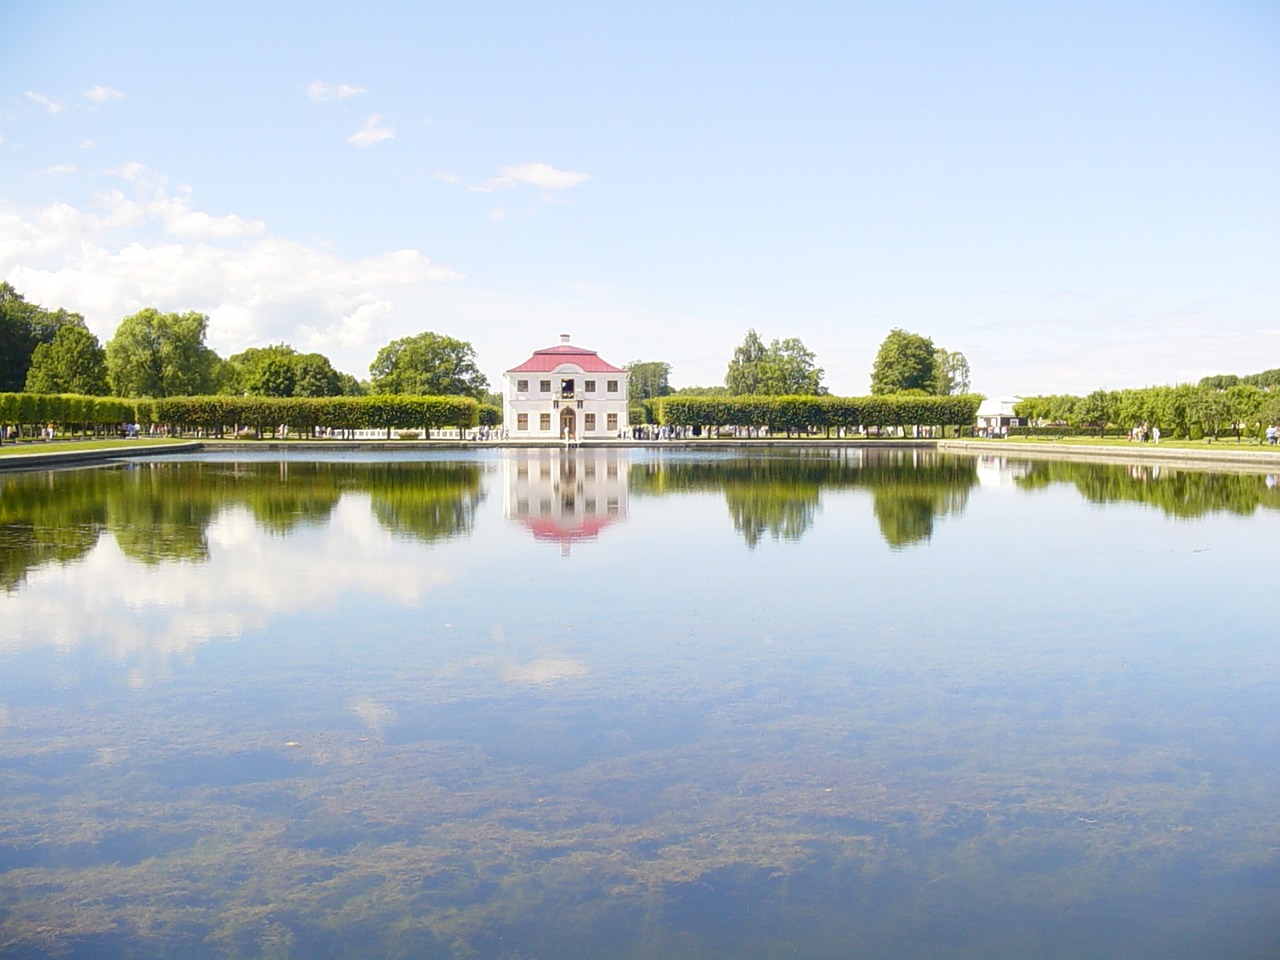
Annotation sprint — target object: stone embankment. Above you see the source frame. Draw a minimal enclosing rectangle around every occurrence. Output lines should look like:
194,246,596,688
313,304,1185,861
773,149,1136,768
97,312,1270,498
3,437,1280,472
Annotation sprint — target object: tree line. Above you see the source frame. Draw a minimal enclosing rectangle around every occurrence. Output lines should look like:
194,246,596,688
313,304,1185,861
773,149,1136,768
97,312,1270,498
0,284,492,402
1015,383,1280,441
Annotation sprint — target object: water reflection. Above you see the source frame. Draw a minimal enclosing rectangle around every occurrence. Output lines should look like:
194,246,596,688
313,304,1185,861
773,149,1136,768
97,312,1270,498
1,450,1279,959
1009,457,1280,517
0,459,488,592
504,449,629,554
630,448,977,547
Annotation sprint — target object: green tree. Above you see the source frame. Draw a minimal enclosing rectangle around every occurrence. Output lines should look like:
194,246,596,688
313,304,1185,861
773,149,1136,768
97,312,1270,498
1075,389,1113,436
759,337,825,395
105,308,220,397
725,329,769,395
725,330,825,395
338,373,369,396
870,329,936,394
24,323,109,395
627,360,673,402
369,331,488,397
225,344,297,395
0,283,86,391
224,344,344,398
293,353,342,397
931,348,971,395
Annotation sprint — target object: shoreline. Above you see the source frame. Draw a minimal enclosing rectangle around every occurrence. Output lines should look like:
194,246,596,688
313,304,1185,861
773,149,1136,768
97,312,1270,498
3,436,1280,472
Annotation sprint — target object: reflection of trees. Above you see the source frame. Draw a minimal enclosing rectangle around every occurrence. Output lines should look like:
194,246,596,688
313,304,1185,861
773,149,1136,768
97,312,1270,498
1014,461,1280,518
0,470,109,590
631,450,979,548
367,463,485,544
106,468,219,563
862,459,976,549
0,460,485,587
725,482,819,548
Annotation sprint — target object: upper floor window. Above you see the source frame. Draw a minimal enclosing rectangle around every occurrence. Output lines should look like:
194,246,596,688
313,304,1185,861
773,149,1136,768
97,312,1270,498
539,380,551,393
516,379,529,393
584,379,596,393
606,379,619,392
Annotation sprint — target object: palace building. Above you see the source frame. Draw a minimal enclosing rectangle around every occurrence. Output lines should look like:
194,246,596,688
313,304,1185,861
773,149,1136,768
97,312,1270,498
504,335,630,440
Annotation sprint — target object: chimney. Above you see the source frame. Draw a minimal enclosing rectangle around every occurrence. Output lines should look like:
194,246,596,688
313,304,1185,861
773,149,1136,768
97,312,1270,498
560,333,571,344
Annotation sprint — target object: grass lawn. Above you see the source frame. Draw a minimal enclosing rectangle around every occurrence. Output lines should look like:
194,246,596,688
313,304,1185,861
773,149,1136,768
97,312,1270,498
979,435,1279,451
0,438,190,457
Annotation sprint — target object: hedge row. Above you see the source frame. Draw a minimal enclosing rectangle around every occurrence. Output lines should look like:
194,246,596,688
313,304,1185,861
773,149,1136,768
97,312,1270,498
653,394,983,432
0,393,140,439
152,395,480,437
1,393,480,440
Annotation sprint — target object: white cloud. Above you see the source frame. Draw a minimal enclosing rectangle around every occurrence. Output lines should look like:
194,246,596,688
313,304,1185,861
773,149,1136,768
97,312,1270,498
80,138,98,149
84,85,124,103
348,114,394,148
24,91,64,114
42,164,78,176
306,80,367,101
147,195,266,239
0,168,462,374
471,162,590,193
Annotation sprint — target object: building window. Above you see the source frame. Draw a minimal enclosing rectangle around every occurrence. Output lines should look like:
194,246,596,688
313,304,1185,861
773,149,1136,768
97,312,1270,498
540,380,551,392
584,413,597,431
539,413,551,431
561,378,575,398
517,413,529,431
517,379,529,392
584,379,596,393
607,413,618,431
606,379,618,392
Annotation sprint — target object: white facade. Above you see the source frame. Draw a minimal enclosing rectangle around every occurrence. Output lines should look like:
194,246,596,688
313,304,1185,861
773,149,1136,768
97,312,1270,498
504,335,630,440
976,396,1025,433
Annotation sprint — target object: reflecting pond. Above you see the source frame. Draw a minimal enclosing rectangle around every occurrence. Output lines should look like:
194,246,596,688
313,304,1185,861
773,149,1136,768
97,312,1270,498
2,448,1279,959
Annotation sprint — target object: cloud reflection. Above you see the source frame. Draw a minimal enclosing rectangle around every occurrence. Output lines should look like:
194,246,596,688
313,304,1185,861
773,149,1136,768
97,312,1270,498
0,498,453,672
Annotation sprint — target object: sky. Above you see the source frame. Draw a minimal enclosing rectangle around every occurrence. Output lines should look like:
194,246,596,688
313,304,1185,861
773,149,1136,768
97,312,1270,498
2,0,1277,398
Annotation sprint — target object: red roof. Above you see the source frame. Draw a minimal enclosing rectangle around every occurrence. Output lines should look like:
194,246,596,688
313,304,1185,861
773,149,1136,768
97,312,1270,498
522,515,616,543
506,340,626,374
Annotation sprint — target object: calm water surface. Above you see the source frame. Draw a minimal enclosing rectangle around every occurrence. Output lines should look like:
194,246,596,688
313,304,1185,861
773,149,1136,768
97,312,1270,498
1,448,1278,959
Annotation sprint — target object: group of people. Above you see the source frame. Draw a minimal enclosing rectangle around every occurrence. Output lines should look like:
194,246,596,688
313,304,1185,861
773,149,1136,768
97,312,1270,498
1129,423,1161,443
1267,425,1279,445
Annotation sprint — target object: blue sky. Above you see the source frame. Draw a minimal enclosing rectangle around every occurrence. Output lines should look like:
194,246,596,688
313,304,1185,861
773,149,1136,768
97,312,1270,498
2,0,1277,397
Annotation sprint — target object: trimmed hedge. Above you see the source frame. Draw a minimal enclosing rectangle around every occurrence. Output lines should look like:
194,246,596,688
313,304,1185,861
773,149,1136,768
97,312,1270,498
653,394,983,433
1,392,480,441
0,392,141,440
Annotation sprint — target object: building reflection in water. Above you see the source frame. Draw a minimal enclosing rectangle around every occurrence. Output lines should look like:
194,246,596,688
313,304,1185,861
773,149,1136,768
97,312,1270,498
503,449,629,555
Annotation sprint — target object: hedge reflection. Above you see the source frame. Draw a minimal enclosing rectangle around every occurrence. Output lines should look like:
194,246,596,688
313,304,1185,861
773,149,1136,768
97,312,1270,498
630,450,979,548
367,463,486,544
0,469,109,590
0,460,485,589
1014,460,1280,518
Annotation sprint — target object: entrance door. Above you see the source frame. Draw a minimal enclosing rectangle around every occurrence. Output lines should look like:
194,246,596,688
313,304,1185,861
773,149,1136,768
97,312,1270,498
559,407,576,439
